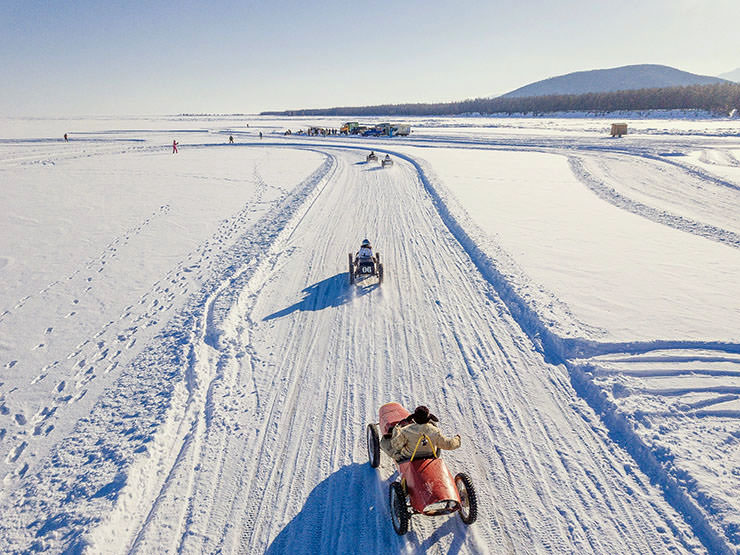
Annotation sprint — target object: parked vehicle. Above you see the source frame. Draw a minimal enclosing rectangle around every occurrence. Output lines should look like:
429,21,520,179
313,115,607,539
340,122,360,134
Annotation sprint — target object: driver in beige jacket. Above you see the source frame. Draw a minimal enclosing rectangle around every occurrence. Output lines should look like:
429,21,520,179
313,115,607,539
390,405,461,460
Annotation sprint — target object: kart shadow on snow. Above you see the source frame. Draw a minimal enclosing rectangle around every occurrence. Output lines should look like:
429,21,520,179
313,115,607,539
266,463,470,554
263,273,377,321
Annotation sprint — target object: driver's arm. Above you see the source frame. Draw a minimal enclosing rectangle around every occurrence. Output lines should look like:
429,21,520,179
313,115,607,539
430,428,461,451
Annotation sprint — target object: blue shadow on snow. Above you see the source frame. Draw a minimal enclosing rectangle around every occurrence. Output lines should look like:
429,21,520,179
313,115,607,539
263,273,377,321
266,462,470,554
266,463,399,554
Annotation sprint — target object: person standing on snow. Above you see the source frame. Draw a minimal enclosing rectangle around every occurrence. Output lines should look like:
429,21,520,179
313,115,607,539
64,133,68,142
384,405,461,461
259,131,263,140
229,135,234,143
172,140,178,154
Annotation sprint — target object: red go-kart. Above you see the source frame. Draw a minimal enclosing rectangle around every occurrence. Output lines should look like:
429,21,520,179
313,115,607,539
366,402,478,535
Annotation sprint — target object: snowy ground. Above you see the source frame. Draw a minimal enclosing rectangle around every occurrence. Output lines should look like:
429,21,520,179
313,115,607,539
0,114,739,554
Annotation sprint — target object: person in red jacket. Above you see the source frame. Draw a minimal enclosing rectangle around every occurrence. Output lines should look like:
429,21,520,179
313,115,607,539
172,140,179,154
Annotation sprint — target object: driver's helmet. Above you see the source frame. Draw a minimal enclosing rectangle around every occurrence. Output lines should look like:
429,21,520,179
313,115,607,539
361,239,371,248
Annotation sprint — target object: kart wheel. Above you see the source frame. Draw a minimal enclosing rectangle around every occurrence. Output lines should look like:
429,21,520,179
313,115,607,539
455,472,478,525
378,263,384,285
366,424,380,468
348,253,354,284
389,481,409,535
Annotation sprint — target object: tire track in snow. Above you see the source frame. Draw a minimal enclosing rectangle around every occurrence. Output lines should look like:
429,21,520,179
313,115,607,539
568,155,740,249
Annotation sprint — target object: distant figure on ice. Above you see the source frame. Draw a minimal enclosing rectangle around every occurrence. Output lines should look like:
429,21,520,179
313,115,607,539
259,131,263,140
64,133,68,142
172,140,179,154
229,135,234,143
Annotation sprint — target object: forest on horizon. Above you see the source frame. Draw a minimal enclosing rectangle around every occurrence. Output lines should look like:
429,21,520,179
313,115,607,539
261,82,740,117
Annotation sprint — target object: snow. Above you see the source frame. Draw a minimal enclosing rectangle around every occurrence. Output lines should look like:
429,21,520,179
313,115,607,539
399,147,740,343
1,114,739,554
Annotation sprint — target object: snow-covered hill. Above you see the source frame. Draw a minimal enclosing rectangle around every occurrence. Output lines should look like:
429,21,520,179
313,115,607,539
1,115,739,554
719,67,740,83
502,64,728,98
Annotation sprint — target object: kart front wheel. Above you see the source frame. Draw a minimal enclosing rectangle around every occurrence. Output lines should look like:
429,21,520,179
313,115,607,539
348,253,354,284
389,481,409,535
367,424,380,468
455,472,478,525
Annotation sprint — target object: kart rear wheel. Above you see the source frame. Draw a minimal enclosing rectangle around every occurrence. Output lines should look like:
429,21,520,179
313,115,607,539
366,424,380,468
389,481,409,535
378,263,384,285
348,253,354,284
455,472,478,525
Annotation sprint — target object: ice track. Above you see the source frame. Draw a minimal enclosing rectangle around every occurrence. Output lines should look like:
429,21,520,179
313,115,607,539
2,133,726,553
81,147,702,554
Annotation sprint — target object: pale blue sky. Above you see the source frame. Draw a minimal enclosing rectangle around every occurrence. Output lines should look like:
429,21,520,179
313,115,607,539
2,0,738,116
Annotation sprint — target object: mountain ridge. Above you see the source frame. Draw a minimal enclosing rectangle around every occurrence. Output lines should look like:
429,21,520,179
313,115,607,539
719,68,740,83
502,64,729,98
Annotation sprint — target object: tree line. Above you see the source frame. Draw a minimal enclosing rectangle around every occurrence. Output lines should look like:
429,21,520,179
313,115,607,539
261,83,740,117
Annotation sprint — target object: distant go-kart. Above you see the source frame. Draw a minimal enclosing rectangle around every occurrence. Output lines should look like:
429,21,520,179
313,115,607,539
348,252,383,285
381,156,394,168
366,402,478,535
367,152,378,162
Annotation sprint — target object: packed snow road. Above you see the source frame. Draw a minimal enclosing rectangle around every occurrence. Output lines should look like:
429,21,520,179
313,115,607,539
86,146,701,554
4,117,729,553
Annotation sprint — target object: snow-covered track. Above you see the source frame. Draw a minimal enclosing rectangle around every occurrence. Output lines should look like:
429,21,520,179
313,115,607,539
388,146,736,553
0,150,336,553
568,155,740,249
97,144,705,554
4,125,734,553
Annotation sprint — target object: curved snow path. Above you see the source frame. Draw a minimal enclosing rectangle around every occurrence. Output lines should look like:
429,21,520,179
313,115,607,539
95,147,702,554
369,131,740,249
569,152,740,249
